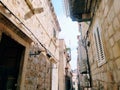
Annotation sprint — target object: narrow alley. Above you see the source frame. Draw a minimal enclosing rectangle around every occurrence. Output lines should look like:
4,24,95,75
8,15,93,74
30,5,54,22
0,0,120,90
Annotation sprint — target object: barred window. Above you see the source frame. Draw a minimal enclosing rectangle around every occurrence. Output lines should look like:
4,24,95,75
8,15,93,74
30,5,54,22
94,27,106,66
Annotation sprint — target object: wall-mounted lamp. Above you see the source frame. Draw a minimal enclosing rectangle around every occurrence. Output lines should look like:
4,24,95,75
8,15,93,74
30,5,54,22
29,50,41,57
87,41,90,47
65,67,68,76
46,53,51,58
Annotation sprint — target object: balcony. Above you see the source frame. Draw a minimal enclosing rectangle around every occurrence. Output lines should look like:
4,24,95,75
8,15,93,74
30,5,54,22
67,0,101,22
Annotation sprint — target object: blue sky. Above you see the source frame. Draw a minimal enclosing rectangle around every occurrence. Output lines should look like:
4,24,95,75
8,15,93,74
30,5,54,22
52,0,79,70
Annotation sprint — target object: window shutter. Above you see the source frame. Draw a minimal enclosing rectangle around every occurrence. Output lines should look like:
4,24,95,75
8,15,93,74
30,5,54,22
94,27,106,66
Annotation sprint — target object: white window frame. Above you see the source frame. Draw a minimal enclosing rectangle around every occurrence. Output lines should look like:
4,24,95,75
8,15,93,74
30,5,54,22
93,22,106,67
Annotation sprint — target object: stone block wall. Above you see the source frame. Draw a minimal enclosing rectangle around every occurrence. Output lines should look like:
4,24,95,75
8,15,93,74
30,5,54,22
24,45,51,90
0,0,60,61
88,0,120,89
0,24,52,90
58,39,67,90
0,1,60,89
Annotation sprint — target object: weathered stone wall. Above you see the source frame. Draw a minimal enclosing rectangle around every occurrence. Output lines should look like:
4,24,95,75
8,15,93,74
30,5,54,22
24,45,51,90
0,0,60,90
0,0,60,61
80,22,89,38
0,24,51,90
58,39,66,90
88,0,120,90
0,20,30,90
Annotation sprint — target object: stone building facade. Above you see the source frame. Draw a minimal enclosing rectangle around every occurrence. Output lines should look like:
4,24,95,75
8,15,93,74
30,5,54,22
77,22,90,90
0,0,60,90
86,0,120,90
72,69,78,90
58,39,67,90
66,0,120,89
58,39,73,90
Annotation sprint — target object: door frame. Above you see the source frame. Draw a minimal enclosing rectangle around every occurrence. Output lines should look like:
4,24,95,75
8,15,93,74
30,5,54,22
0,23,31,90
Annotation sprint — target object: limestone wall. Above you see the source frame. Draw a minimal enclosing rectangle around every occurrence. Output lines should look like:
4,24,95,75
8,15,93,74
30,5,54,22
88,0,120,89
24,45,51,90
0,0,60,61
0,0,60,90
58,39,67,90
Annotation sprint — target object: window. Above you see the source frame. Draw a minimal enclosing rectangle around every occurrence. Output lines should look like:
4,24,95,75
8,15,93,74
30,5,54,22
53,29,56,38
53,29,56,42
94,26,106,66
73,82,75,85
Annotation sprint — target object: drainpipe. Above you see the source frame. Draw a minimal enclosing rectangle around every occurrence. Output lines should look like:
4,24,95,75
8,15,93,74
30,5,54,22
84,31,92,88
